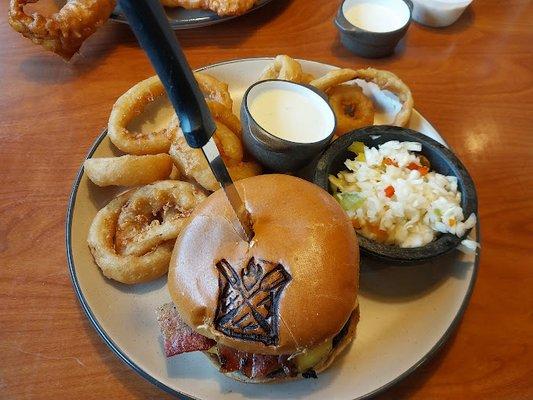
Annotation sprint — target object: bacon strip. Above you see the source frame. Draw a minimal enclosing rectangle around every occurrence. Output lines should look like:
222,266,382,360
155,302,358,379
217,344,297,379
156,303,216,357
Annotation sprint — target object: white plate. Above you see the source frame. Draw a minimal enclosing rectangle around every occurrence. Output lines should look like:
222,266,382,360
111,0,275,29
66,58,479,400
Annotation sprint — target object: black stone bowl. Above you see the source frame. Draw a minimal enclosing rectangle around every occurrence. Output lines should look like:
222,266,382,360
241,79,336,173
312,126,478,264
335,0,413,58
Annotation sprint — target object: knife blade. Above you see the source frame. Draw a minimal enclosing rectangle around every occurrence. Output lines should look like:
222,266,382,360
118,0,254,241
202,138,254,241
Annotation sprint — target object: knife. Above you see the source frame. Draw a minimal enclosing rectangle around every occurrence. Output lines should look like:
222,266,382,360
118,0,254,242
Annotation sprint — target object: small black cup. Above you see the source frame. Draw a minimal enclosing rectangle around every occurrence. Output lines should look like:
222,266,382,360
312,126,478,264
335,0,413,58
241,79,336,173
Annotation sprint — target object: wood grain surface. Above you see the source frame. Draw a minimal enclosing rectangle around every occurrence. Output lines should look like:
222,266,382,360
1,0,532,398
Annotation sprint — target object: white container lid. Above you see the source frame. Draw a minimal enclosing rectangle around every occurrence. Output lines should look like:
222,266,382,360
412,0,473,27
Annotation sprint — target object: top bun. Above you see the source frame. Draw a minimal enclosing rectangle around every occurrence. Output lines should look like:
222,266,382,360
168,174,359,355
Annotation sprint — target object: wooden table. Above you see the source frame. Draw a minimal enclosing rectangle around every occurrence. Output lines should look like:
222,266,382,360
1,0,532,398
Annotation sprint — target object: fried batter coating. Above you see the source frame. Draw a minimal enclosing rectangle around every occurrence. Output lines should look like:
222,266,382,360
312,67,414,127
227,161,262,181
108,76,174,155
195,72,233,110
108,73,233,155
352,68,414,127
328,85,375,136
310,69,358,92
168,110,247,191
161,0,256,16
84,154,173,187
8,0,116,59
259,55,315,84
168,100,261,191
206,100,241,138
88,181,206,284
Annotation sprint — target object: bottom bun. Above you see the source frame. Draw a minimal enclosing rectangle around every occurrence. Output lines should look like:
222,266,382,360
204,306,360,384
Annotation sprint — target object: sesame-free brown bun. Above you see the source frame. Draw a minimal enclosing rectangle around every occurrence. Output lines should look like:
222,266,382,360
168,174,359,356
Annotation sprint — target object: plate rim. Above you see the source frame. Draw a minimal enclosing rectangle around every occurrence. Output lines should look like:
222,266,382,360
66,57,481,400
110,0,275,30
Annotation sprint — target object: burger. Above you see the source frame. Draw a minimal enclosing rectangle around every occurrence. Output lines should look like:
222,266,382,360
157,174,359,382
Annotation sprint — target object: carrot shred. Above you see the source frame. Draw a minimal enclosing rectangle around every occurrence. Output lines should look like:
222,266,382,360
383,157,398,167
407,162,429,176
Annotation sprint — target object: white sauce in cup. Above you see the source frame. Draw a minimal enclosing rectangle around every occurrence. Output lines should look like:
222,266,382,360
247,81,335,144
342,0,410,32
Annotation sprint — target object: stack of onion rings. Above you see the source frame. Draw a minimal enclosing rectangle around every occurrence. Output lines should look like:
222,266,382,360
168,102,261,191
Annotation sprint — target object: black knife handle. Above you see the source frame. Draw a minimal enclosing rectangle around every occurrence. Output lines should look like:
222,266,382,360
118,0,216,148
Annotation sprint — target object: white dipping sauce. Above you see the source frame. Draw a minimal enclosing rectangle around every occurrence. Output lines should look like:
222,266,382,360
248,81,334,144
342,0,410,32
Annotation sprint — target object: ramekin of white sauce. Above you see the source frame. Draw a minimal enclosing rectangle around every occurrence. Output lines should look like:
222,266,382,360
335,0,413,58
241,79,336,172
342,0,411,33
411,0,472,27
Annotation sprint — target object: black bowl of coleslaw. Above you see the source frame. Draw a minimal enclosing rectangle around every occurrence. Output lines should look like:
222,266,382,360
312,125,478,263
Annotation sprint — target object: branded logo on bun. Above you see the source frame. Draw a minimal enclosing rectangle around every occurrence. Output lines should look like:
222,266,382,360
214,258,291,346
157,174,360,382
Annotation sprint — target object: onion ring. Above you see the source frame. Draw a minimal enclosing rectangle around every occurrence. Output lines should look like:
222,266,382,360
227,161,262,181
195,72,233,110
160,0,256,16
88,181,206,284
84,154,173,187
300,72,316,85
259,55,314,84
212,121,244,164
108,76,173,155
309,69,357,92
167,101,254,191
168,115,245,191
8,0,116,59
169,132,219,191
87,192,173,284
206,100,242,139
328,85,375,136
108,74,234,155
352,68,414,127
114,180,206,256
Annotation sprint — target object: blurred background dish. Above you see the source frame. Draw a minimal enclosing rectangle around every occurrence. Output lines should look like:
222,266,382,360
111,0,276,29
335,0,413,58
